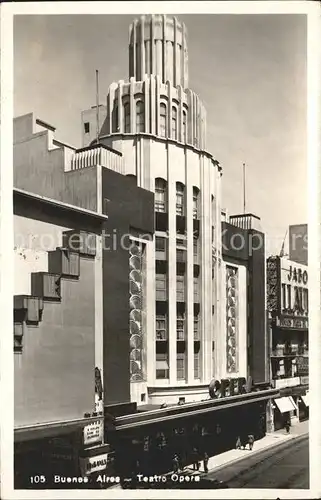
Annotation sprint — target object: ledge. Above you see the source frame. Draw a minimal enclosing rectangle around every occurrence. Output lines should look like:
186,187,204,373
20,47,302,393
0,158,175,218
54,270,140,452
13,188,108,222
14,416,103,443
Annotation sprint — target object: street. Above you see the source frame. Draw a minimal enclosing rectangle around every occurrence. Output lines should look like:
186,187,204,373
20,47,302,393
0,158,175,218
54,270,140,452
207,435,309,489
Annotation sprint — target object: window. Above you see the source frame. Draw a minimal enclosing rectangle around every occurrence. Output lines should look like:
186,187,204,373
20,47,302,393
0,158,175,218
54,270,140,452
156,353,169,379
176,275,185,302
84,122,90,134
194,277,199,301
193,187,199,219
176,236,186,248
160,103,167,138
123,102,130,133
182,110,187,142
171,107,177,140
112,105,119,132
136,101,145,133
193,238,198,259
194,315,200,340
176,183,185,216
177,313,185,340
177,353,186,380
155,236,166,254
194,352,200,379
156,273,167,300
155,178,167,212
156,314,167,340
176,249,186,263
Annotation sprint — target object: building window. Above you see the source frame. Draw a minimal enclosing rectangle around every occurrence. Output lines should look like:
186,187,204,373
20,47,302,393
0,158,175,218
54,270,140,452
136,101,145,133
156,273,167,300
172,106,177,140
193,238,198,260
176,182,185,216
155,236,167,258
112,105,118,132
156,353,169,379
160,103,167,138
194,315,200,340
156,314,167,340
182,110,187,142
123,102,130,133
155,178,167,212
177,313,185,340
193,187,199,219
177,353,186,380
177,275,185,302
194,352,200,379
84,122,90,134
176,248,186,263
194,277,199,302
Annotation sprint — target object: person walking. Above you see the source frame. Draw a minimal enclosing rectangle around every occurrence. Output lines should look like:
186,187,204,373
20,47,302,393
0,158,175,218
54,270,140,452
248,434,255,451
172,454,180,473
285,421,290,433
192,448,200,471
236,436,241,449
203,452,209,473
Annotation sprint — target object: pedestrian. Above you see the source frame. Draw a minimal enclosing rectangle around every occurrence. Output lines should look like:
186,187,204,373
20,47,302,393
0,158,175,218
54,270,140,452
192,448,199,471
236,436,241,449
203,452,209,473
285,421,290,434
241,434,248,450
248,434,254,451
172,454,179,473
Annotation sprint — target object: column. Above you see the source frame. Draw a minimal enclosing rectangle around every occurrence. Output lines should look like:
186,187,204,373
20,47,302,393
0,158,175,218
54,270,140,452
167,144,177,383
186,150,194,383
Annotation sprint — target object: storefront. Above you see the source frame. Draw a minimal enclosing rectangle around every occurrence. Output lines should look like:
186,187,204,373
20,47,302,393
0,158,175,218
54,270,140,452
108,389,276,478
14,416,113,489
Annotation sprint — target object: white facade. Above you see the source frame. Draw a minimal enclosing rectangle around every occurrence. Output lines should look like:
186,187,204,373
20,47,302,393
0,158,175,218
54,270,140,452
81,15,249,405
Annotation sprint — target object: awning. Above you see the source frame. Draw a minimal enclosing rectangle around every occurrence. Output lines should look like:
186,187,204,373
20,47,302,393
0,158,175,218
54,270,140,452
301,393,309,407
274,396,296,413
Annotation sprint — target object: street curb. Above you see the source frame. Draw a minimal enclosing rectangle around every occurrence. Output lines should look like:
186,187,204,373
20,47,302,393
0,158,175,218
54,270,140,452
207,431,309,475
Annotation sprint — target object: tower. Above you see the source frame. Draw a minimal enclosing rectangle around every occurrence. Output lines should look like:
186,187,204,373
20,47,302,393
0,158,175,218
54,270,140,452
83,15,223,404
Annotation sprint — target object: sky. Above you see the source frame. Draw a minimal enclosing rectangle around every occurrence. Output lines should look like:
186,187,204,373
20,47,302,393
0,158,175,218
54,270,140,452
13,13,307,255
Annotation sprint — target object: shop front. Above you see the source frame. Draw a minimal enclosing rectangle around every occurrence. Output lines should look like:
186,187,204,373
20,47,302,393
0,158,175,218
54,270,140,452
14,416,112,489
108,389,276,479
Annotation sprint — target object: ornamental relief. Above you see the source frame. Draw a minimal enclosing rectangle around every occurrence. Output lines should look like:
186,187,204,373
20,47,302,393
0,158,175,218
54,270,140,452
226,266,238,373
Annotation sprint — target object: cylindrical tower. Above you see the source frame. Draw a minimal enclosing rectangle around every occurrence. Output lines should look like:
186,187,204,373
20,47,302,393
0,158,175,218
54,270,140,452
96,15,223,406
129,15,188,89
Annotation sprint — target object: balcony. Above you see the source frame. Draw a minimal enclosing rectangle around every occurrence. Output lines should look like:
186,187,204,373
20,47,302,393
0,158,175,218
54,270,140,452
70,145,123,173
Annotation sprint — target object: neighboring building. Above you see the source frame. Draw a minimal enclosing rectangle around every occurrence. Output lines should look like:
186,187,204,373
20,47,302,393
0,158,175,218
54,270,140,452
266,255,309,431
13,113,154,486
289,223,308,266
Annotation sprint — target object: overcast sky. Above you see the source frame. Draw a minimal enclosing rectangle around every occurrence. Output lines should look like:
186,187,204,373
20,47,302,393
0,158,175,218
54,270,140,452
14,14,307,254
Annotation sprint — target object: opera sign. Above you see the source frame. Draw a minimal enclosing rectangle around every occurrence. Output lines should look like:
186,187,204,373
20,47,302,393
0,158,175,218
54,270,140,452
209,376,252,399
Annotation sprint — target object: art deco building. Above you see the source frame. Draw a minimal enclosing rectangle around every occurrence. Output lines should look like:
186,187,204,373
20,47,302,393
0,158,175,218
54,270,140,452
81,15,263,405
82,15,222,404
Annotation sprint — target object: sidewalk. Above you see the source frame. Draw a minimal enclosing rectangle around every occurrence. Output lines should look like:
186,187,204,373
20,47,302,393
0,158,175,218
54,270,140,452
184,419,309,476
